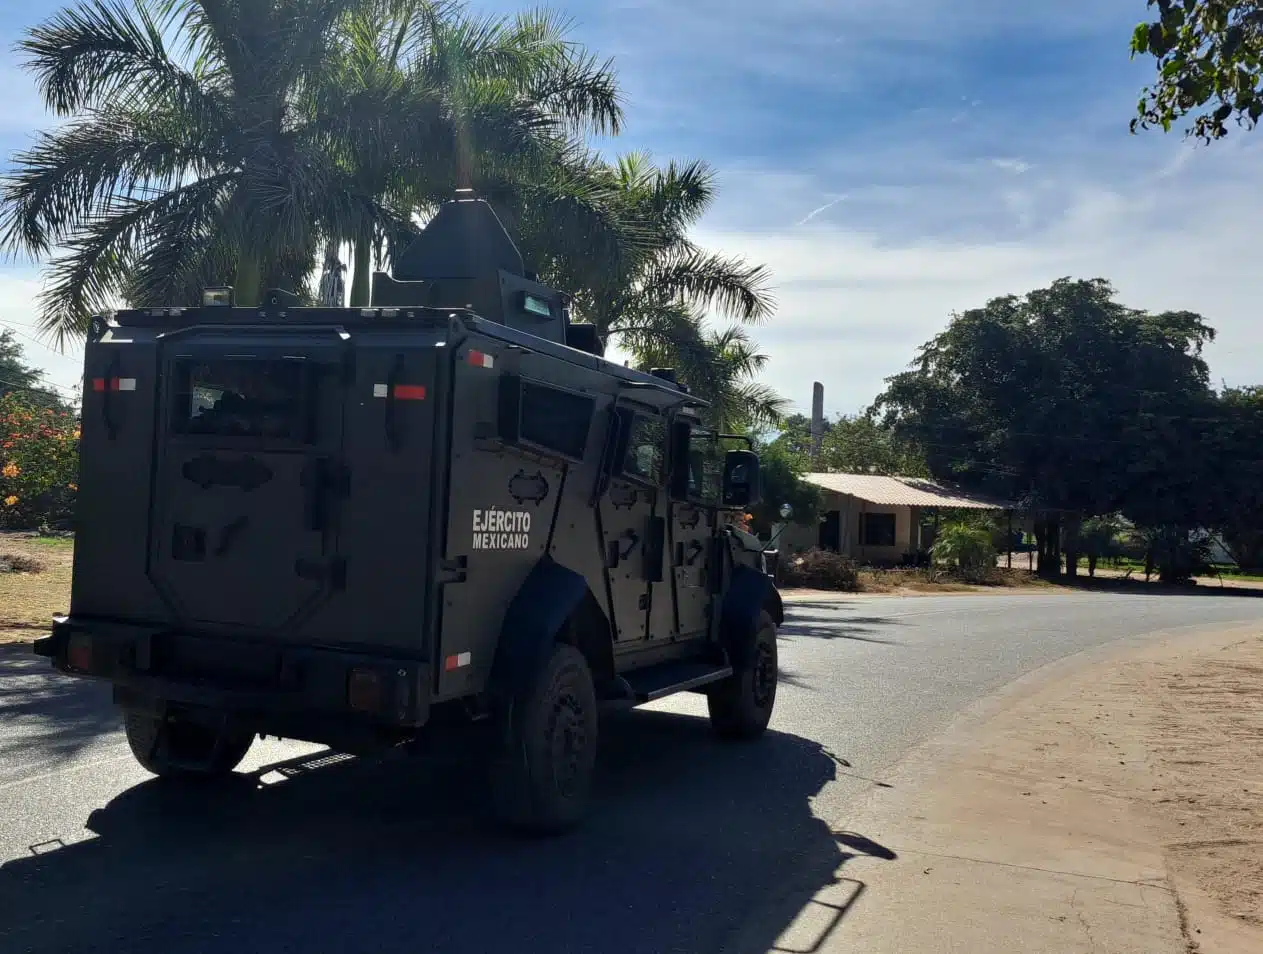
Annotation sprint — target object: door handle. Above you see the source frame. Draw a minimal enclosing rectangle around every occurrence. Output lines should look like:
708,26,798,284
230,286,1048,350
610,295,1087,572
618,529,640,560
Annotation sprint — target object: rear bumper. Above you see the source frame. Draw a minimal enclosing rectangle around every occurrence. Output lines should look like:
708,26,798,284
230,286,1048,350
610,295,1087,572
35,617,431,728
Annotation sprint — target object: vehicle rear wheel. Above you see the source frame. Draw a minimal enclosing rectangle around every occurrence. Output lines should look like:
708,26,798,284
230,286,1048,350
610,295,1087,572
488,643,599,835
124,709,255,779
708,609,778,740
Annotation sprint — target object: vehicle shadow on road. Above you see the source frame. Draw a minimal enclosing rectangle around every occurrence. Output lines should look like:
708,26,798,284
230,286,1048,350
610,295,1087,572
0,643,119,768
0,709,894,954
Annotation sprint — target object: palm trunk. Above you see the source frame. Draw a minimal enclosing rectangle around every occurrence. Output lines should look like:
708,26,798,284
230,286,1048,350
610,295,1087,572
350,237,373,308
234,257,263,307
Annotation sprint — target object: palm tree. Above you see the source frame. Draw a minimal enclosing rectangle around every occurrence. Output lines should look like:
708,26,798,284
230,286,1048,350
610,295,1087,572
313,0,635,306
630,314,789,432
3,0,376,342
566,152,784,429
1,0,637,343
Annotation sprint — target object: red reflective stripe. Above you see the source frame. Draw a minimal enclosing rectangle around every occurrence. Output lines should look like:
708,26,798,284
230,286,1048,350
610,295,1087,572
109,378,121,392
467,350,494,369
393,384,427,401
91,378,106,392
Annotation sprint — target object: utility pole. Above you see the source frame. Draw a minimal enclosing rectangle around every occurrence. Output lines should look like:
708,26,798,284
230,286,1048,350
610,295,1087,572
810,382,824,469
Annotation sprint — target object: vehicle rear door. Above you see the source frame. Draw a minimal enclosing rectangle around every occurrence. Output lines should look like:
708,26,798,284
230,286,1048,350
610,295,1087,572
149,330,350,634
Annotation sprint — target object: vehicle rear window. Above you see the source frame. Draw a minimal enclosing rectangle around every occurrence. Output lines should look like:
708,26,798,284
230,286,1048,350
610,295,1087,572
171,359,309,440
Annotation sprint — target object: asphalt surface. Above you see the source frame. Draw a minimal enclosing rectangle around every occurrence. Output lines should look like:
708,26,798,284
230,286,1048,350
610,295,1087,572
2,591,1262,954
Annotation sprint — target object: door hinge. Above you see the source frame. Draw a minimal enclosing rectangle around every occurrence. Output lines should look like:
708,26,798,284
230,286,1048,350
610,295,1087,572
438,556,467,584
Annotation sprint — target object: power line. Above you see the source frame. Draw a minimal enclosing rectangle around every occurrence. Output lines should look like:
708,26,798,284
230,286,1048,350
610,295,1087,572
0,374,79,403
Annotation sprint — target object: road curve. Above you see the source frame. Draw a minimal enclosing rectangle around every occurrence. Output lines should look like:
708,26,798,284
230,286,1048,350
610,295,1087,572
1,591,1261,954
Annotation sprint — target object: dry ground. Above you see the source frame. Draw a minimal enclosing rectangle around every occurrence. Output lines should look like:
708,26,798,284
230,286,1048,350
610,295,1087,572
794,623,1263,954
1145,633,1263,944
0,533,73,644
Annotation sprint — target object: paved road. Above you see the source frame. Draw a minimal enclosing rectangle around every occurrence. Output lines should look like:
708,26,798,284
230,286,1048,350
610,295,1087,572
2,592,1261,954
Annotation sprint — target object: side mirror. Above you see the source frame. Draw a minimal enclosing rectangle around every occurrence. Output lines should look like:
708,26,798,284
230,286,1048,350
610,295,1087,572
722,449,761,508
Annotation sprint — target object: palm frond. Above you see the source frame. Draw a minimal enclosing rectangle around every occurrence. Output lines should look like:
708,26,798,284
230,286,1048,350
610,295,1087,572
642,247,776,324
1,107,220,258
36,173,238,344
126,172,235,305
525,48,622,136
19,0,199,115
729,381,790,430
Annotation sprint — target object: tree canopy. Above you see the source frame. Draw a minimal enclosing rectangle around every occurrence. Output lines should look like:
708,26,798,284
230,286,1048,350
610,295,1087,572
1131,0,1263,140
873,278,1218,576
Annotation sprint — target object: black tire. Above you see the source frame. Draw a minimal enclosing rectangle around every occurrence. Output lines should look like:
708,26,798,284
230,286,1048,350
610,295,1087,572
488,643,599,834
124,709,255,779
708,609,778,740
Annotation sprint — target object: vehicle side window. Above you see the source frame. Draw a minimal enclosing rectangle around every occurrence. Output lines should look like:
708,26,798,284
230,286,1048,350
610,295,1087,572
620,413,665,484
686,429,722,503
519,381,593,460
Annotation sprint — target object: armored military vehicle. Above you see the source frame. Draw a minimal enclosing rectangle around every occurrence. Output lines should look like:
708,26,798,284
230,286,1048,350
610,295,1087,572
34,192,782,832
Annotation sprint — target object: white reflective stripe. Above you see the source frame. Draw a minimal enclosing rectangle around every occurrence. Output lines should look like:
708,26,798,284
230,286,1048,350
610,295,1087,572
479,353,494,369
117,378,137,391
456,652,471,667
372,383,388,398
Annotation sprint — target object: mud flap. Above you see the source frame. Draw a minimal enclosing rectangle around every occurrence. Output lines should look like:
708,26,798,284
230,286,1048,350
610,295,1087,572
720,564,781,671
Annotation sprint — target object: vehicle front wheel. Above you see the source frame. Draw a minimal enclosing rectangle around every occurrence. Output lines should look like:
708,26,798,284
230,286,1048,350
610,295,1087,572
124,709,255,779
708,609,778,740
488,643,599,835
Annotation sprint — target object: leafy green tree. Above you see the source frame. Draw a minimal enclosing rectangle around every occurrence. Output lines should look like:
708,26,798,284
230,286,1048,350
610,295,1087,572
747,440,819,539
0,330,69,411
874,278,1216,579
0,330,46,401
1131,1,1263,141
819,414,928,476
763,412,927,475
1209,385,1263,569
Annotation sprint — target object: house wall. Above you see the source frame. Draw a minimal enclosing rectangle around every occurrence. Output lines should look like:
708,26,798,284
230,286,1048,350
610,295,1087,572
775,491,918,564
851,499,913,564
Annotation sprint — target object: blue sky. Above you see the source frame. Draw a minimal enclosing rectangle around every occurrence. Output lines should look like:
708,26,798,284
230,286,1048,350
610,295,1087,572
3,0,1262,417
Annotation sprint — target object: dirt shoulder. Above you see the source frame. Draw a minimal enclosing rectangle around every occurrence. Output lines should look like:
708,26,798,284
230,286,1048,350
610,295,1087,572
752,622,1263,954
0,534,72,645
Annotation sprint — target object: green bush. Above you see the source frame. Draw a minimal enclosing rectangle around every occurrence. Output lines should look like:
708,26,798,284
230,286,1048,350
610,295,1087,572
781,548,860,591
931,522,996,572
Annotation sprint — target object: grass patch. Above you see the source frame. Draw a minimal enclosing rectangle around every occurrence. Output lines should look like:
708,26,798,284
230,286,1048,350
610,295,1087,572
0,533,72,644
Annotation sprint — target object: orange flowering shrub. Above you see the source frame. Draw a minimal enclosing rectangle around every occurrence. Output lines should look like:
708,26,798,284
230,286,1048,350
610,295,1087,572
0,393,80,530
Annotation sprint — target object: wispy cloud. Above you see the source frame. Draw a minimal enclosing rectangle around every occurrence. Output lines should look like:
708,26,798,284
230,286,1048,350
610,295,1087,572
696,136,1263,417
795,196,848,227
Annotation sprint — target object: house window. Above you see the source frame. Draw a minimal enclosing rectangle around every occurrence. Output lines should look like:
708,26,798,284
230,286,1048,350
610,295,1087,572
862,512,897,548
